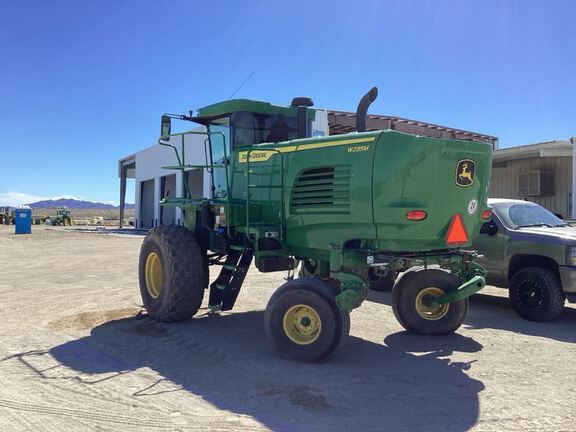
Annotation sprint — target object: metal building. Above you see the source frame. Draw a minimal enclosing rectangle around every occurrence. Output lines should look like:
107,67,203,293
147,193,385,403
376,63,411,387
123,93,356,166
118,126,212,229
490,139,575,218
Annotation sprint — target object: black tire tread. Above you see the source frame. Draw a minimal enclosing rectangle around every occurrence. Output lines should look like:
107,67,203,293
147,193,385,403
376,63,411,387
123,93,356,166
139,225,206,322
391,268,468,335
509,266,565,322
265,278,349,363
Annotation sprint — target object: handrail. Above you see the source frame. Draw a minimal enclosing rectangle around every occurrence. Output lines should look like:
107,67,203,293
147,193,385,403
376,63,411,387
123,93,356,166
158,130,232,239
245,148,285,243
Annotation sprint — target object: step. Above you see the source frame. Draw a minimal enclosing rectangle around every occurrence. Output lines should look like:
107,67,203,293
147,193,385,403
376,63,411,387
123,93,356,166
230,244,246,252
222,264,237,271
214,283,227,290
258,256,295,273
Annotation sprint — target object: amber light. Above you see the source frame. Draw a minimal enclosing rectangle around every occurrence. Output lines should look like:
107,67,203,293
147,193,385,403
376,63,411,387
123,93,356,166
481,209,492,220
406,210,428,221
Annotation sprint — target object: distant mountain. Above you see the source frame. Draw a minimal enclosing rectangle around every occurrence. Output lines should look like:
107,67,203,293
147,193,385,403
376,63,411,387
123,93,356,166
27,198,135,210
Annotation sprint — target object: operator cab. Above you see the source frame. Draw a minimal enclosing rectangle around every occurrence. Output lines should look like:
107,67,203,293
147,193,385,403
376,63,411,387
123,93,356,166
193,98,315,147
160,98,315,199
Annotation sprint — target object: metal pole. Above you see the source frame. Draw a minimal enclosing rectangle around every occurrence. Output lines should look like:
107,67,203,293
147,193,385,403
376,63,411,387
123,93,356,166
570,137,576,219
119,165,127,229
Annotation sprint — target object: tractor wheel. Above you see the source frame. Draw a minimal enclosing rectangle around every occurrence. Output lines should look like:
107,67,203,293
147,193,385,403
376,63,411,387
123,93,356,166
392,268,468,335
139,225,207,322
509,266,565,322
367,268,397,292
264,278,350,363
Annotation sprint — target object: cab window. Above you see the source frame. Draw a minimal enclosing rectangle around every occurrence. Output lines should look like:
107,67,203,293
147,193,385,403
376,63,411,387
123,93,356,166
231,112,297,147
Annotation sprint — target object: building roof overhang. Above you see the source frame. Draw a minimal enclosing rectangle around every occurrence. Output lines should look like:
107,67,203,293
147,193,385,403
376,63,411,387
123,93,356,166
327,110,498,147
118,154,136,178
493,140,572,163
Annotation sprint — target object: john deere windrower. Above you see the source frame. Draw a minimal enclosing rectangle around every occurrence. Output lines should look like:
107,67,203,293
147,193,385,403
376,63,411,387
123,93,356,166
139,87,492,362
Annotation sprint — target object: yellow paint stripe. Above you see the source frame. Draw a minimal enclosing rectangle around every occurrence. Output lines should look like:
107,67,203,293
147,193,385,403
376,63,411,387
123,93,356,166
296,136,375,151
238,136,376,163
276,146,298,153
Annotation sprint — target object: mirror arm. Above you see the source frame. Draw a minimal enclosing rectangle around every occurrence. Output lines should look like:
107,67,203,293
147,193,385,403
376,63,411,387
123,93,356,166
163,113,194,121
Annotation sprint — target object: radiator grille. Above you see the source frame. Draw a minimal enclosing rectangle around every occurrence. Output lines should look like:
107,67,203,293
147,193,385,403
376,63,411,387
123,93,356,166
290,166,351,212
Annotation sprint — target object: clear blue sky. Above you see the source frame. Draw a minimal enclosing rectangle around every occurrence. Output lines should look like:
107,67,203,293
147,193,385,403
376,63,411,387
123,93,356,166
1,0,575,205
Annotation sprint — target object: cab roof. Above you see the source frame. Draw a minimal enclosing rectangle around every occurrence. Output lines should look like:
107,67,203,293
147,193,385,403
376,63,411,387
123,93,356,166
195,99,316,121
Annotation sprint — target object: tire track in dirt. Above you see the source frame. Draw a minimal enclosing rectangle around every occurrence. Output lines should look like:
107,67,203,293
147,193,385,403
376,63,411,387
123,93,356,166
475,415,576,431
0,397,254,431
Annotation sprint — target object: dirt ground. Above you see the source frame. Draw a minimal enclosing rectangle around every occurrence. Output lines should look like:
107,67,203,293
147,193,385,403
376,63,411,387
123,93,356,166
1,225,575,432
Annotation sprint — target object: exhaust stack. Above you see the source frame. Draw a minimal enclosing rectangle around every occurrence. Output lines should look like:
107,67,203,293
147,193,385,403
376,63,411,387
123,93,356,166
356,87,378,132
291,97,314,139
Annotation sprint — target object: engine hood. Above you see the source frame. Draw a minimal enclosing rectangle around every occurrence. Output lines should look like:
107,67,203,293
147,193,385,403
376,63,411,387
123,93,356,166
511,226,576,246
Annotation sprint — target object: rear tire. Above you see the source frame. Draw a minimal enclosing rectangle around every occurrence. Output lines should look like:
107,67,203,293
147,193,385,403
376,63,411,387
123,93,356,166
392,269,468,334
139,225,207,322
264,278,349,363
509,266,564,322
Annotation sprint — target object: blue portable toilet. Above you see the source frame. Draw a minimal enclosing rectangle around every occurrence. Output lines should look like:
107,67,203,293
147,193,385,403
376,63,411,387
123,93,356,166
15,208,32,234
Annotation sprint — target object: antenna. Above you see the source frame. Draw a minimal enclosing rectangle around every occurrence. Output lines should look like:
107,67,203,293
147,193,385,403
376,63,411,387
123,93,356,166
228,71,255,100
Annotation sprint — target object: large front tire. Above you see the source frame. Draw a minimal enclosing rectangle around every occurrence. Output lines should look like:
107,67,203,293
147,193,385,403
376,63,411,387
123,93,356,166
139,225,207,322
509,266,564,322
264,278,350,363
392,269,468,334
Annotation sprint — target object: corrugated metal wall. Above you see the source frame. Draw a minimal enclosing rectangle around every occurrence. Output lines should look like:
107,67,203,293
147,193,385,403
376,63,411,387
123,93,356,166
490,156,573,217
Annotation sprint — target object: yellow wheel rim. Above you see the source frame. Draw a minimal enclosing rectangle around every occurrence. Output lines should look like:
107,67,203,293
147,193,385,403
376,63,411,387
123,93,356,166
415,287,450,321
283,304,322,345
145,252,163,299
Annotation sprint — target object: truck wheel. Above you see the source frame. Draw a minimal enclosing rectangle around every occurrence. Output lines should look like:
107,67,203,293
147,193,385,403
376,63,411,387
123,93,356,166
264,278,350,363
139,225,207,322
509,266,564,322
368,268,397,292
392,269,467,334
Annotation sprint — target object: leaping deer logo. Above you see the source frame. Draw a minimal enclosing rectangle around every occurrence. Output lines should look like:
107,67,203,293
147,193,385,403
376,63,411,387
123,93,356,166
456,160,475,186
459,162,473,181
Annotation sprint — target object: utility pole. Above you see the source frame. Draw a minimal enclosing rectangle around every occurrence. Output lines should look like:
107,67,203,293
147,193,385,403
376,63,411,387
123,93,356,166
572,137,576,218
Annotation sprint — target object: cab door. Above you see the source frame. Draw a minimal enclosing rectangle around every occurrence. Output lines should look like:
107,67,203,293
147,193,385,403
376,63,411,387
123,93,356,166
209,124,231,199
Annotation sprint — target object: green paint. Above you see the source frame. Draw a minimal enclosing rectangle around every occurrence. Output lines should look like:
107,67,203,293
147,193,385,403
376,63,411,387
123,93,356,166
427,275,486,308
157,96,493,312
333,271,369,311
196,98,316,121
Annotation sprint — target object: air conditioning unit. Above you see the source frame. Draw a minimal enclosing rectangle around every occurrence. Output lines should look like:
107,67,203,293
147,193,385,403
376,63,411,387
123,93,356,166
519,170,554,196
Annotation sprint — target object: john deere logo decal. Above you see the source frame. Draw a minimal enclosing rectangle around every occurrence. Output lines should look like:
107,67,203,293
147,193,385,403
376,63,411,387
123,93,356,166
455,159,475,187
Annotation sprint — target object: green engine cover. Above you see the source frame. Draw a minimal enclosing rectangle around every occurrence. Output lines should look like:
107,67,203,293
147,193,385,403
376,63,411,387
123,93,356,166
225,130,492,258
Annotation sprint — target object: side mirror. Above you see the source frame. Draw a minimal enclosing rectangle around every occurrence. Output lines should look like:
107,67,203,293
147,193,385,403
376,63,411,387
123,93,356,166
161,115,172,140
480,220,498,235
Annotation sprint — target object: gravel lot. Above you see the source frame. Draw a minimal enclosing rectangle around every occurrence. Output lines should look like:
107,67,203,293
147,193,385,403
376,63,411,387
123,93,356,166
1,225,575,431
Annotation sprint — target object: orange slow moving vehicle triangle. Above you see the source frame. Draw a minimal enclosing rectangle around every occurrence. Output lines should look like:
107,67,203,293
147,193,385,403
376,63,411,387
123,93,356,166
446,213,468,246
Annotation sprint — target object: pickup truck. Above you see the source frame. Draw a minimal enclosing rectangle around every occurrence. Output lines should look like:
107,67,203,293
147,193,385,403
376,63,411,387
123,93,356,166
472,198,576,321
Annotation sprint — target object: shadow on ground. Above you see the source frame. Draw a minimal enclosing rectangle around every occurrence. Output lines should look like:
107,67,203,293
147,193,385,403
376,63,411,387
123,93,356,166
367,290,576,344
47,310,484,432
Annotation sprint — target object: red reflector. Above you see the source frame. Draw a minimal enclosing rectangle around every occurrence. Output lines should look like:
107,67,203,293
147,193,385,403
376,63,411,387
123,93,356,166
406,210,427,221
481,209,492,220
445,213,469,246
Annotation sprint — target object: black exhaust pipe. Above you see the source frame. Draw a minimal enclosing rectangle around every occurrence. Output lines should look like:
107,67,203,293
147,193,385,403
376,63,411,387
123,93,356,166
291,97,314,138
356,87,378,132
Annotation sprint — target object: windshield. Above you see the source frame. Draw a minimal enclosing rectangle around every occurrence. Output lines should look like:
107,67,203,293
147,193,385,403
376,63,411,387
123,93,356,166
231,111,298,146
491,201,566,229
